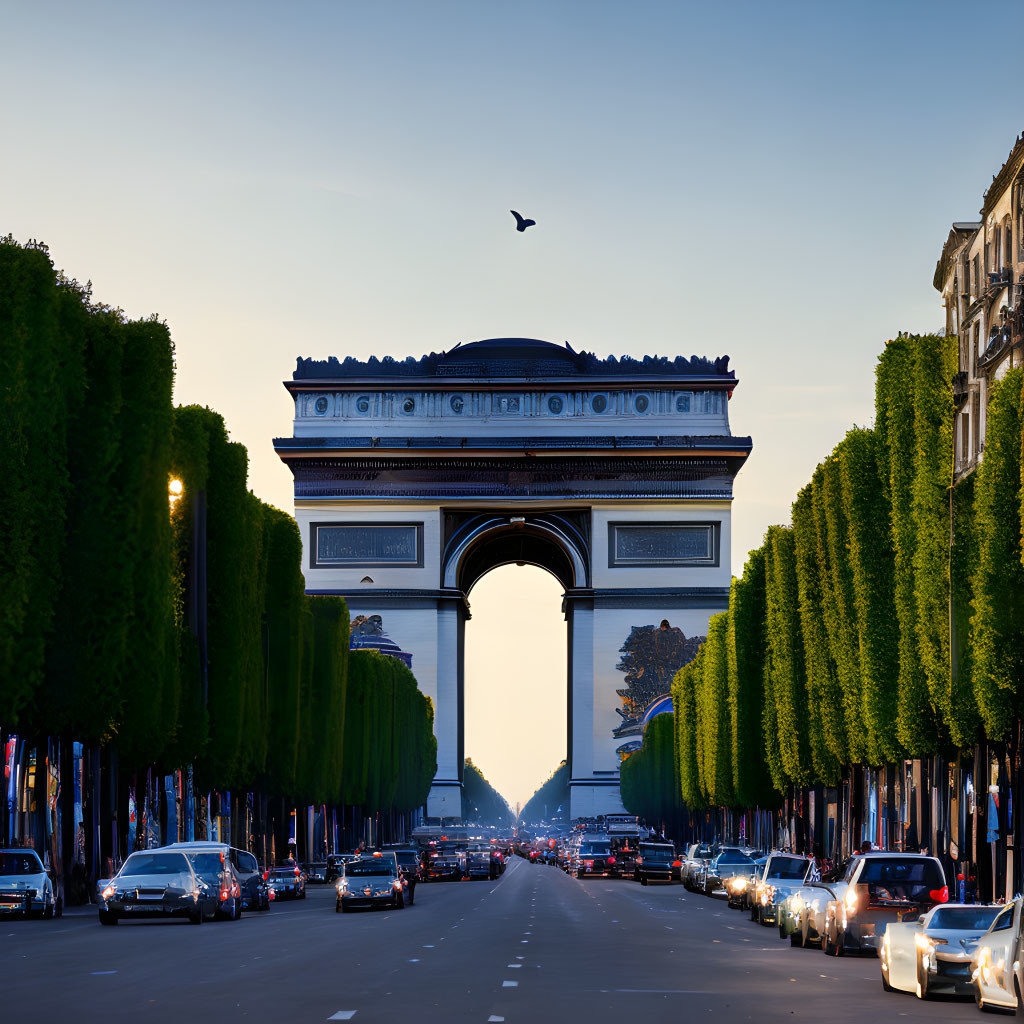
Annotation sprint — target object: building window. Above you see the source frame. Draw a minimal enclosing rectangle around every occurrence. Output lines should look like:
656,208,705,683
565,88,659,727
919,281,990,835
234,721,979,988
676,393,691,413
590,394,608,414
961,411,969,468
607,521,719,567
973,322,980,374
973,254,980,298
972,392,981,457
310,522,424,568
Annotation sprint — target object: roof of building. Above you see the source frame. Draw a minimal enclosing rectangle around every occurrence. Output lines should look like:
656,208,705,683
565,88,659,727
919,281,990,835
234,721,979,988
293,338,733,381
982,132,1024,215
934,222,980,292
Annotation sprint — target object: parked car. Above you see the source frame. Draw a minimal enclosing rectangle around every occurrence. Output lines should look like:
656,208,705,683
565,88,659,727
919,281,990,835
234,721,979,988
266,863,306,900
681,843,718,891
97,850,215,925
179,848,243,920
723,855,765,909
336,852,407,912
880,903,999,999
750,853,812,927
165,841,269,912
820,852,948,956
424,845,463,881
0,848,61,918
634,841,676,885
702,847,753,895
384,847,424,883
970,899,1024,1011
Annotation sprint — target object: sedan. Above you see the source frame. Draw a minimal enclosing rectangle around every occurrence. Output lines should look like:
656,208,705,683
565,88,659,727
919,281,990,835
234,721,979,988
266,864,306,900
336,853,406,912
0,848,61,919
880,903,1000,998
97,850,215,925
970,899,1024,1011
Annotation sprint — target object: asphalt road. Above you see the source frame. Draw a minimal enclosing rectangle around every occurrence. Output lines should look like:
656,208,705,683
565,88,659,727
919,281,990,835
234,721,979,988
3,858,986,1023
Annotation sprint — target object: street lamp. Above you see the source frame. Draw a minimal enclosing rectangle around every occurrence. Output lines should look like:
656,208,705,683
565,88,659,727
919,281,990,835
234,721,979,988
168,477,183,512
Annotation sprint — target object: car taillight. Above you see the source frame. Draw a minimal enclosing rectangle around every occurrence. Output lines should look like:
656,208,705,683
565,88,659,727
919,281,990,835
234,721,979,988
672,860,682,867
584,860,594,868
608,856,616,865
393,880,402,890
294,867,300,877
929,886,949,903
220,889,229,901
263,872,268,881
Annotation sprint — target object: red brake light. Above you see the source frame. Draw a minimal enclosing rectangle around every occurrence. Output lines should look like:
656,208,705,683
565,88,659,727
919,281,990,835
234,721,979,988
262,871,268,881
584,860,594,868
607,856,616,865
929,886,949,903
220,889,229,901
294,867,300,877
672,860,682,868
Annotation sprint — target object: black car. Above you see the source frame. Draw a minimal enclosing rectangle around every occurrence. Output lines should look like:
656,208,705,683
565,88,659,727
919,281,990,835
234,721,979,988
575,839,612,878
267,864,306,900
384,847,423,882
635,841,676,884
302,862,328,884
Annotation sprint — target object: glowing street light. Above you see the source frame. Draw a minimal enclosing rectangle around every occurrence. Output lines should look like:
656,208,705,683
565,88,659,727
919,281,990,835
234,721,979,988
168,477,183,512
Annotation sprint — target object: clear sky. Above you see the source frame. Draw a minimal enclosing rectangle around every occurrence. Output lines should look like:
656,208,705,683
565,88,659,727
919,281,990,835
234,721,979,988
4,0,1022,808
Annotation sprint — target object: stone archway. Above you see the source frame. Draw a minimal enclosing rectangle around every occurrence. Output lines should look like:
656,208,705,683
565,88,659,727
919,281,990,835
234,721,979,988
274,338,750,819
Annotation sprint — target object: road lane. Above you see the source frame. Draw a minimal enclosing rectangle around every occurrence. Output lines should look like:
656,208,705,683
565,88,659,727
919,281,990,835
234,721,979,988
1,859,988,1023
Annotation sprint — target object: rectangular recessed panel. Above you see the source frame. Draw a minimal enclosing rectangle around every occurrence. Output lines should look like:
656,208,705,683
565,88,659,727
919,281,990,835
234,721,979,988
311,522,423,568
608,522,719,567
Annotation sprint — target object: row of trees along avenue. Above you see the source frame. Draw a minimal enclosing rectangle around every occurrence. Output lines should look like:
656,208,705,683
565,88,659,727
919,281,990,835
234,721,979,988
0,239,436,900
623,333,1024,900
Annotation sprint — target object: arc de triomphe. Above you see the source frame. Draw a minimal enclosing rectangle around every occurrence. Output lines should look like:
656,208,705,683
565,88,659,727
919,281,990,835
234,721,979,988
274,338,751,820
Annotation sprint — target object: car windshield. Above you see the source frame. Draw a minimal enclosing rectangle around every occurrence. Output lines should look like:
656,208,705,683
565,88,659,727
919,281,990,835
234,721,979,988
767,856,807,879
121,853,190,876
187,853,226,879
346,861,394,877
0,853,42,875
640,844,673,856
859,858,945,903
270,868,298,878
394,853,418,865
929,907,1001,930
580,843,610,855
716,850,752,866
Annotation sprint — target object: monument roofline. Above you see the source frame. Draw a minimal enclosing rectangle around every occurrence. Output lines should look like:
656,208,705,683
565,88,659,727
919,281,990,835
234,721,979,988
291,337,733,383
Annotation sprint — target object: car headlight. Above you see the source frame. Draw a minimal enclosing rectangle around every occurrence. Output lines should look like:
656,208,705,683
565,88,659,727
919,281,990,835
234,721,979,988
790,894,804,913
915,932,935,955
101,884,116,900
731,877,748,892
843,887,859,915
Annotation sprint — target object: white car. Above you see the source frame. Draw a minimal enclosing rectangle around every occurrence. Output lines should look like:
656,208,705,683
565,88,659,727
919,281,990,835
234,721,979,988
880,903,1000,998
0,848,61,918
750,852,812,927
970,899,1024,1012
794,882,839,947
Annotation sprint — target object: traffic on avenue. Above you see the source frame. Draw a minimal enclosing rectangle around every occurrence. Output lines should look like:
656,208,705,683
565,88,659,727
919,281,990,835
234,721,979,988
3,817,1021,1023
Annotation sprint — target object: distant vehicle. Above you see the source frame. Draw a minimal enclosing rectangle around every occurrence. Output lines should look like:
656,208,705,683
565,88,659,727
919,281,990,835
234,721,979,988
881,903,1000,999
681,843,718,891
164,841,269,912
97,850,215,925
302,862,328,884
466,846,495,880
0,848,61,918
634,841,676,885
336,853,406,912
266,864,306,901
424,845,463,881
723,855,765,909
701,848,753,895
573,838,612,879
179,849,243,920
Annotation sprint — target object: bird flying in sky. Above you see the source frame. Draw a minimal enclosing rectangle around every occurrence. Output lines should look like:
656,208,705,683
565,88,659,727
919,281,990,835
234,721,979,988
510,210,536,232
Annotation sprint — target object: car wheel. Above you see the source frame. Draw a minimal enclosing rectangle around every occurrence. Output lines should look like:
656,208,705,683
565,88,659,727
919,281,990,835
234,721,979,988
43,898,54,919
98,910,118,927
790,929,803,948
882,966,894,993
55,896,63,919
779,921,787,940
823,927,835,956
189,909,203,925
396,894,405,909
641,875,649,886
338,901,348,913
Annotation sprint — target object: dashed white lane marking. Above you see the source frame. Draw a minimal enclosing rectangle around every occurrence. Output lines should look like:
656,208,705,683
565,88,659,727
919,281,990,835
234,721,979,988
328,1013,357,1021
507,964,521,968
409,959,420,963
515,955,524,960
488,1017,505,1022
502,980,519,988
423,944,434,948
91,971,117,975
520,940,528,943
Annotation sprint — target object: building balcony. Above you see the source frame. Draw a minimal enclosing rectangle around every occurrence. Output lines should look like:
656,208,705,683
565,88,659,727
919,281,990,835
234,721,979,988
952,371,969,407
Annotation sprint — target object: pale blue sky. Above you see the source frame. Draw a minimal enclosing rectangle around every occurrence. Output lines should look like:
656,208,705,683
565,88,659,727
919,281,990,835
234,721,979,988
4,1,1021,806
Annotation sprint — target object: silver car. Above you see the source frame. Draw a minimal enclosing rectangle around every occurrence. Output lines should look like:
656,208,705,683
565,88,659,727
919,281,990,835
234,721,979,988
0,848,61,918
98,850,216,925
